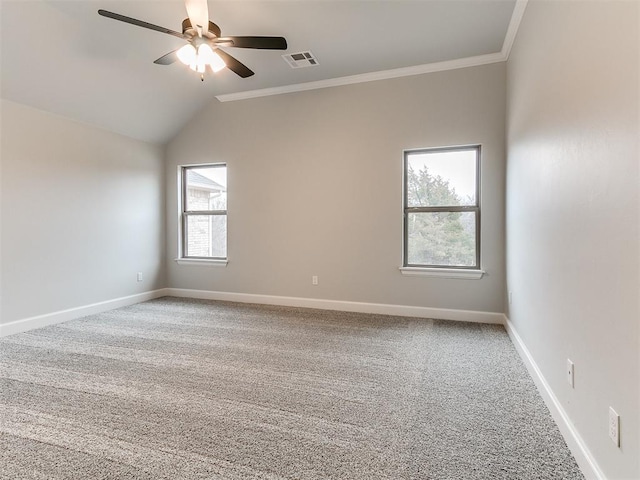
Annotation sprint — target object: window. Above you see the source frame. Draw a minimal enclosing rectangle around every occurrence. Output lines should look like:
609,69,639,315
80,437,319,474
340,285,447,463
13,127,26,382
181,164,227,260
403,146,480,269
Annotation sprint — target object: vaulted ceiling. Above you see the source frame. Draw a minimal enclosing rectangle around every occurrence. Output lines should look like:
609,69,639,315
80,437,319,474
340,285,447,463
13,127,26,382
1,1,518,144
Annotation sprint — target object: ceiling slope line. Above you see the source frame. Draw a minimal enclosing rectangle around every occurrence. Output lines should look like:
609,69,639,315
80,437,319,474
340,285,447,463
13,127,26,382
502,0,529,59
216,51,506,102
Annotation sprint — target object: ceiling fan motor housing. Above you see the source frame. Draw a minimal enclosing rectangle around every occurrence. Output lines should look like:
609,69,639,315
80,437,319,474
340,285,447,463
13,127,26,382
181,18,221,38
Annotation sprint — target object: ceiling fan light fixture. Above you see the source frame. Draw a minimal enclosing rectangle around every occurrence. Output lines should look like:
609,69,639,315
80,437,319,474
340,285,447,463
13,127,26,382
198,44,226,73
189,60,206,73
210,51,226,73
177,44,196,65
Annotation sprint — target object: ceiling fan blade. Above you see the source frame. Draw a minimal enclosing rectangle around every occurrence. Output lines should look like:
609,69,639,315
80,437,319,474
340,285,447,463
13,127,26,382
184,0,209,36
216,50,254,78
98,10,188,40
216,36,288,50
154,50,179,65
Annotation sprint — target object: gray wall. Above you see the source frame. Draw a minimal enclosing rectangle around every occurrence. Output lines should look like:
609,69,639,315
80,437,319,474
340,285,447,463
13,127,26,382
0,100,166,324
166,63,506,313
506,1,639,478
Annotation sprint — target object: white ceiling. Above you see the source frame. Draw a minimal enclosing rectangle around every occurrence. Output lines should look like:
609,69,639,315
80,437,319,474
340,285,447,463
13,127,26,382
1,0,517,144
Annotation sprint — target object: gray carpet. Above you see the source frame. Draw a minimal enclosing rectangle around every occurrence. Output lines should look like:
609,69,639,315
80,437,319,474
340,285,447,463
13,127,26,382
0,297,584,479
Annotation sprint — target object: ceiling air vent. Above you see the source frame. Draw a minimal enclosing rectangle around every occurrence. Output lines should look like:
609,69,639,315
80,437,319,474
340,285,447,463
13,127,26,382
283,51,319,68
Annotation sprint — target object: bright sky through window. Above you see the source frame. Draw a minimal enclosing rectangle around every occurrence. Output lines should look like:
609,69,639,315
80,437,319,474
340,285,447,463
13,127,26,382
407,150,476,203
196,166,227,188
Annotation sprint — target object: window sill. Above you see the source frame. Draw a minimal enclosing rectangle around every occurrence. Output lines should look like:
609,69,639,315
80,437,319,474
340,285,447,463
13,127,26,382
175,258,228,267
399,267,484,279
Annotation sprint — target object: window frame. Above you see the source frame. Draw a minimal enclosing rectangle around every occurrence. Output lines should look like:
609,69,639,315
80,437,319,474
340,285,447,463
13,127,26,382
180,163,228,262
402,145,481,270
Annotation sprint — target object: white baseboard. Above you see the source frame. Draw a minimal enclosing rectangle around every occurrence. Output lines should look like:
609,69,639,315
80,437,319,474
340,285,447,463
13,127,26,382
0,288,503,338
503,315,606,480
164,288,505,324
0,289,167,337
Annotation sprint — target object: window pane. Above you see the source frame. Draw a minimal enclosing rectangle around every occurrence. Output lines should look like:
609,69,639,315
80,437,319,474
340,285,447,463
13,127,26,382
185,166,227,211
406,149,477,207
185,214,227,258
407,212,476,267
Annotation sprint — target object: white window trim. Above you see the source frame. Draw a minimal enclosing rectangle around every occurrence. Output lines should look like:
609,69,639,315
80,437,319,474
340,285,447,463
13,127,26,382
175,258,228,267
399,267,484,279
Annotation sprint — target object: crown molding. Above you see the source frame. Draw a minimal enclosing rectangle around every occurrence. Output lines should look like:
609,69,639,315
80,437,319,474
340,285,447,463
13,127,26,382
216,0,528,103
502,0,529,58
216,52,506,103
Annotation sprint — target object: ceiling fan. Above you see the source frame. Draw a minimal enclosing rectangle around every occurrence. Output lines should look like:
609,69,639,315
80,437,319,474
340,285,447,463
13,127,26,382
98,0,287,80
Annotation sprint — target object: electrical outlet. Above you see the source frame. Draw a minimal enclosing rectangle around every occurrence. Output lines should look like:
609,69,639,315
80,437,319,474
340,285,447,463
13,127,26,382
137,272,143,282
609,407,620,447
566,359,574,388
508,291,513,304
312,275,318,285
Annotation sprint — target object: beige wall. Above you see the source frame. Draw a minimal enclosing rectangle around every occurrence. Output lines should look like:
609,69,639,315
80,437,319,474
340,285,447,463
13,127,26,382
0,100,166,324
506,1,639,478
166,63,506,313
